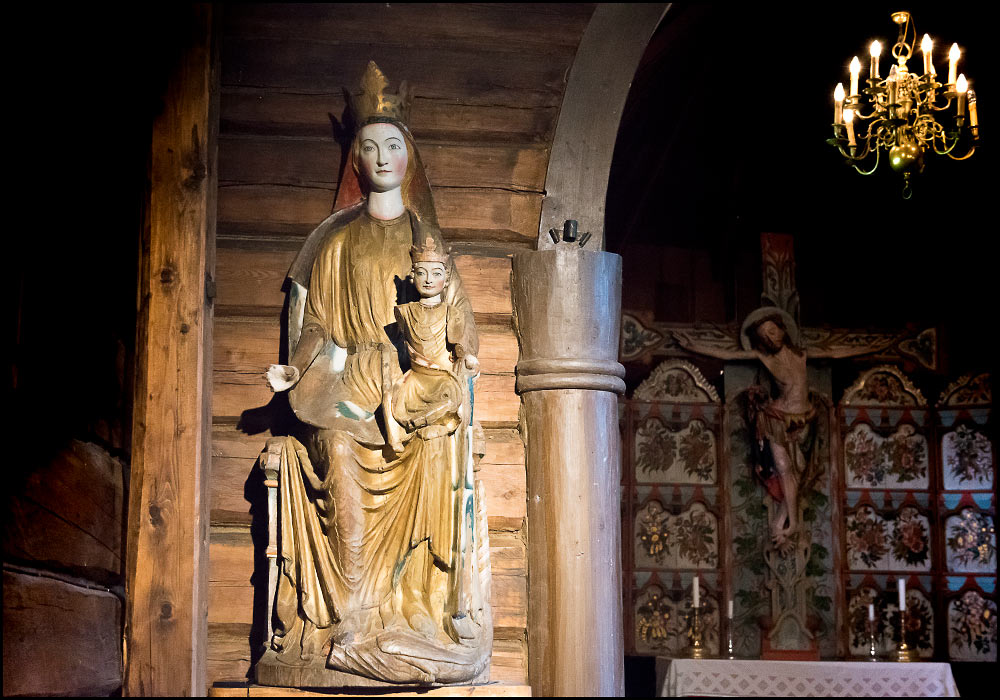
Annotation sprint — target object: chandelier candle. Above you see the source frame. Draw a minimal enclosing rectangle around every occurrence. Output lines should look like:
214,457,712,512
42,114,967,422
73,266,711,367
948,43,960,86
921,34,933,76
869,41,881,79
956,75,968,118
849,56,861,97
834,83,845,123
843,108,856,148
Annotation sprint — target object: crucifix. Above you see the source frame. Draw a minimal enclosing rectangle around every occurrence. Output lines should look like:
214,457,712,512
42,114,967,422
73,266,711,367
620,233,938,658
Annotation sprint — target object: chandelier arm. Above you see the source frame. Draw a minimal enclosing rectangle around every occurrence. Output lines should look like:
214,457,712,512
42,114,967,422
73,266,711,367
947,145,976,161
852,145,880,175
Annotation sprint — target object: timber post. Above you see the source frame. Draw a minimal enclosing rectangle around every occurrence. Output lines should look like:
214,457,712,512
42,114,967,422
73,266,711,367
513,247,626,696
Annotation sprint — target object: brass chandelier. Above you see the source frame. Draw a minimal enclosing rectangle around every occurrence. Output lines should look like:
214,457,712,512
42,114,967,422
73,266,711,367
828,11,979,198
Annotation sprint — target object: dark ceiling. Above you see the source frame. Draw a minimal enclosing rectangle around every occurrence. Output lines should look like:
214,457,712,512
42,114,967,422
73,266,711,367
606,2,995,376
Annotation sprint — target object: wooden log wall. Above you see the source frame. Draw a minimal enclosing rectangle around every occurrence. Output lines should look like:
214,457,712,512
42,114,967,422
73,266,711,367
208,3,594,686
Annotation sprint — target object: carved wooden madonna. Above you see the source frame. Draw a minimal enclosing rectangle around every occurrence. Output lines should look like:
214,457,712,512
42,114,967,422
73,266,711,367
254,62,492,688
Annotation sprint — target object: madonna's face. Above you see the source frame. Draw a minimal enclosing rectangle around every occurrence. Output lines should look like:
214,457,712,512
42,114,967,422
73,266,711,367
357,122,408,193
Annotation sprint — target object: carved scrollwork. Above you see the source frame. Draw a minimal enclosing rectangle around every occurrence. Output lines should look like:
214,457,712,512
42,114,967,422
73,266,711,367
634,359,720,403
621,312,665,361
842,365,927,407
938,373,993,407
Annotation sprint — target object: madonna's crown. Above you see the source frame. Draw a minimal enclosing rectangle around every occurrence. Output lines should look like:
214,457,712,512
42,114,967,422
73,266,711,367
410,235,449,265
346,61,413,128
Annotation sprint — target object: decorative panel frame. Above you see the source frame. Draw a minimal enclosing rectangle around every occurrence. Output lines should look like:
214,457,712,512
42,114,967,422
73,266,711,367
936,373,996,662
838,366,939,659
622,360,726,656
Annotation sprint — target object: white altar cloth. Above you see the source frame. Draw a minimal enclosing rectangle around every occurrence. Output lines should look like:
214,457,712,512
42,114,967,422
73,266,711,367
656,658,959,697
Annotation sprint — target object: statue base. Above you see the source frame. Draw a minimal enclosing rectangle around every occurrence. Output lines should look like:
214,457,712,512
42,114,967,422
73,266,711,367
211,680,530,697
254,649,490,689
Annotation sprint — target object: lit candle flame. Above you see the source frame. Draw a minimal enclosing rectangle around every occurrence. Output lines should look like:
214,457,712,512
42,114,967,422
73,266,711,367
870,40,882,58
844,108,855,123
956,74,968,93
850,56,861,75
921,34,932,53
949,43,961,62
835,83,845,102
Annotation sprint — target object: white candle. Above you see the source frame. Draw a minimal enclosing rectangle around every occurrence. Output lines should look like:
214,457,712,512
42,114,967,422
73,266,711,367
868,603,875,622
921,34,933,76
956,74,968,116
948,43,960,85
834,83,845,124
728,599,734,619
969,89,979,128
844,108,856,147
898,579,906,611
869,41,881,80
850,56,861,96
693,576,700,608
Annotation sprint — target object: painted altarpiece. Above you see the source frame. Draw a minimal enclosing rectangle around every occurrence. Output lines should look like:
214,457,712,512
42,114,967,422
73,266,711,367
621,360,726,657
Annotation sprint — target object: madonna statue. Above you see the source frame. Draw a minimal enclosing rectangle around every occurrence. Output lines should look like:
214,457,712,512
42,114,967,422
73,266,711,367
254,62,492,687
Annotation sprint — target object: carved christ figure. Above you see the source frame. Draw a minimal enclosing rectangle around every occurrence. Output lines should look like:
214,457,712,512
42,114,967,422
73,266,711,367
259,62,490,685
677,308,859,547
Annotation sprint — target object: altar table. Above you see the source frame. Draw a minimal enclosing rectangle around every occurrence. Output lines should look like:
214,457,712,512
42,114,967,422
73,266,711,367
656,658,959,697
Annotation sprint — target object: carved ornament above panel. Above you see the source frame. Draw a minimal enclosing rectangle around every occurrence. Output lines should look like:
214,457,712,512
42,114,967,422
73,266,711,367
842,365,927,407
634,359,720,403
938,373,993,407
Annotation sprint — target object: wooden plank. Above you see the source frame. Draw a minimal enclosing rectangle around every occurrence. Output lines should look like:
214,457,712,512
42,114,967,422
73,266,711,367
3,570,121,696
125,5,217,695
208,622,252,686
455,255,513,316
3,440,123,576
216,249,295,310
221,90,558,143
217,185,541,245
219,136,548,192
223,3,590,54
221,37,569,109
490,636,528,685
207,682,532,697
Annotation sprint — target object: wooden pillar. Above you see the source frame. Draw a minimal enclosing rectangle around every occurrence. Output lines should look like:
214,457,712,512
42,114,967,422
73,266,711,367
125,4,218,695
513,248,626,696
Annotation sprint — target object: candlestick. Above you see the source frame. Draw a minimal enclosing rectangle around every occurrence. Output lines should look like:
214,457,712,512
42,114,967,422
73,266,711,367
850,56,861,96
870,41,881,80
920,34,933,76
887,65,898,117
898,578,906,611
687,602,708,659
692,575,700,608
868,605,879,662
956,74,968,117
894,606,919,662
834,83,845,124
948,43,960,86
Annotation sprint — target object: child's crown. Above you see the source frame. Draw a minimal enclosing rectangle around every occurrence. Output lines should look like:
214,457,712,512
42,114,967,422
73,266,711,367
410,235,449,265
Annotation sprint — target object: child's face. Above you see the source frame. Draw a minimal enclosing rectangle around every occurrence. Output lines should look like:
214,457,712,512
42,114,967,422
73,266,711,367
412,262,447,298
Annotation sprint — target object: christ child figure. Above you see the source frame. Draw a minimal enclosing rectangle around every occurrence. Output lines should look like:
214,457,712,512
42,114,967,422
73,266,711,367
387,236,479,444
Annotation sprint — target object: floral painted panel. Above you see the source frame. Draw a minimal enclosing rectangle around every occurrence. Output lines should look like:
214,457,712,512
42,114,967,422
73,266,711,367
634,500,671,569
847,587,934,658
946,509,997,573
633,584,720,656
942,425,994,491
844,423,929,489
889,507,932,571
634,500,718,570
949,591,998,662
846,506,889,569
847,506,932,571
634,417,717,484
